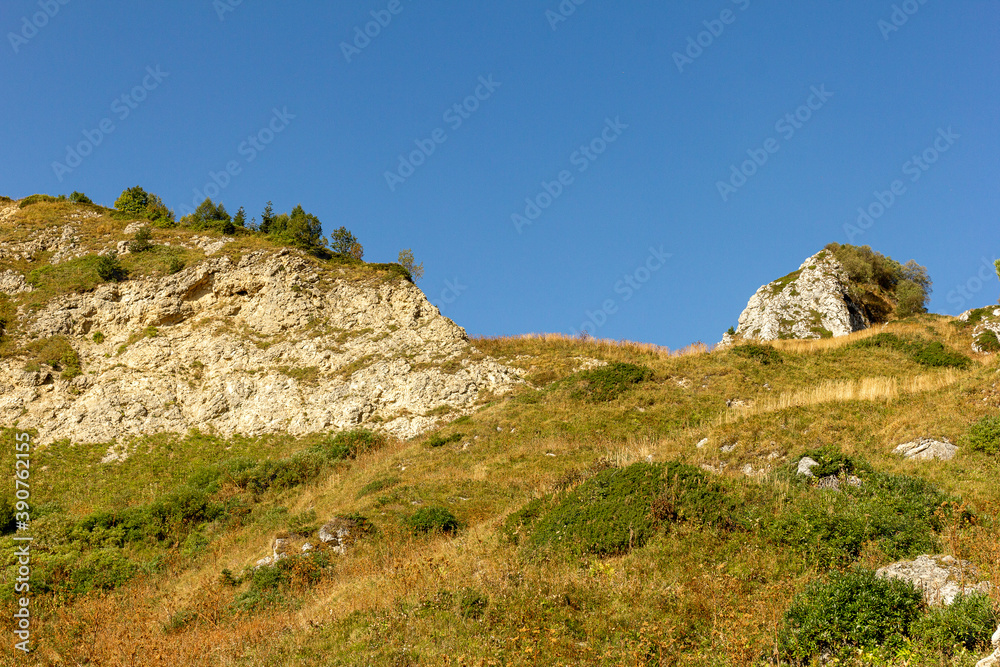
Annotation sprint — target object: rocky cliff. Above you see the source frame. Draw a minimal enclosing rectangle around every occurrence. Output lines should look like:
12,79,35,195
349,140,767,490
724,249,870,343
0,201,523,445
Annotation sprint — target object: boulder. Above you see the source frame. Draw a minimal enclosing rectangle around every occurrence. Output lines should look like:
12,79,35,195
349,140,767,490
318,517,366,555
797,457,819,477
976,625,1000,667
876,555,992,606
725,249,869,343
893,438,958,461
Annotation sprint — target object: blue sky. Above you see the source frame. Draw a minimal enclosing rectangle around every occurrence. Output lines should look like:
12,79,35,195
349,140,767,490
2,1,998,348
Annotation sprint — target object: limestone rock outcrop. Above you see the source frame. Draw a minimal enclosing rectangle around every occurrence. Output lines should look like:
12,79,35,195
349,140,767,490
0,247,523,445
960,307,1000,354
893,438,958,461
725,249,870,343
876,555,992,606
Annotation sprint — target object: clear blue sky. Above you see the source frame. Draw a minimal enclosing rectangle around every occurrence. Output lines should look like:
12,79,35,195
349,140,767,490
2,1,998,348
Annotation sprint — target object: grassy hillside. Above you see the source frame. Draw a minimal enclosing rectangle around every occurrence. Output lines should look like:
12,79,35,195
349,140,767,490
1,314,998,665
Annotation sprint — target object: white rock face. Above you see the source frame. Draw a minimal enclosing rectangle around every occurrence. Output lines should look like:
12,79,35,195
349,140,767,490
877,555,992,606
893,438,958,461
796,457,820,477
728,250,869,342
960,307,1000,354
0,248,523,445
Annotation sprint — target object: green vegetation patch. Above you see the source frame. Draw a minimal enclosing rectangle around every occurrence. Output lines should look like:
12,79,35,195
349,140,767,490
405,507,461,535
769,268,803,295
770,462,960,566
853,333,971,369
570,362,653,402
19,194,66,208
730,343,783,365
976,329,1000,353
778,569,924,661
967,415,1000,455
426,432,463,448
24,336,81,378
912,593,998,655
521,462,666,556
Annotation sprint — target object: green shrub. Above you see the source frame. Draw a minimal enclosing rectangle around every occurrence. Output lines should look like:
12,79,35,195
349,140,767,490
359,476,399,499
528,462,665,556
571,362,653,401
976,329,1000,353
426,432,463,448
777,569,924,661
652,462,755,532
182,198,235,234
19,194,65,208
311,429,387,461
96,251,128,282
853,334,970,369
92,331,105,344
910,341,971,369
69,191,92,204
912,593,998,654
230,452,327,494
24,337,81,378
67,549,139,596
968,415,1000,455
0,497,16,535
769,468,957,566
128,225,154,253
167,257,186,275
730,343,782,365
113,186,174,225
405,507,461,535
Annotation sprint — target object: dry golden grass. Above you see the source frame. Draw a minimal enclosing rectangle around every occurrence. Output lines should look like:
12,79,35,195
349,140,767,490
720,369,963,424
476,332,708,360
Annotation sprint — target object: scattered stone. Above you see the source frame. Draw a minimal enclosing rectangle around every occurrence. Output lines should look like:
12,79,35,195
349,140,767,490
876,555,992,606
301,543,313,552
720,442,738,453
975,625,1000,667
318,517,364,555
814,475,862,491
696,438,709,449
797,457,820,477
893,438,958,461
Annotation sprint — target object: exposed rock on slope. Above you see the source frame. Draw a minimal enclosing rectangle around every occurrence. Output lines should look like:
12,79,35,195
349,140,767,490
960,307,1000,354
876,554,992,606
725,249,870,343
1,244,523,445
